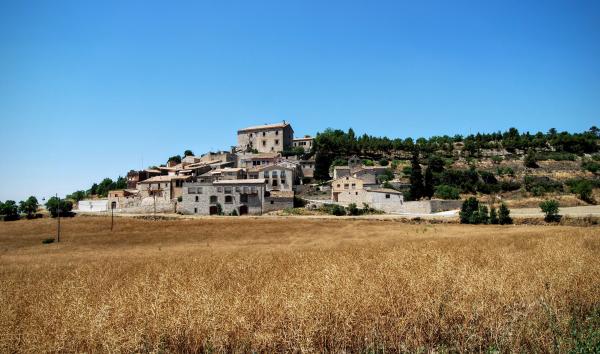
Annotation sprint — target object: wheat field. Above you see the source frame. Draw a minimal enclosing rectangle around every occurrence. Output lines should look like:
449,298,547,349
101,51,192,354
0,216,599,352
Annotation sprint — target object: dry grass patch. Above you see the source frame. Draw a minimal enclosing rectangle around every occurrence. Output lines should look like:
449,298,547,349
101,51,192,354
1,217,599,352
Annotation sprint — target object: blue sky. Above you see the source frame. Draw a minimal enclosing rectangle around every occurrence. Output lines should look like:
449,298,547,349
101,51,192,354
0,0,599,201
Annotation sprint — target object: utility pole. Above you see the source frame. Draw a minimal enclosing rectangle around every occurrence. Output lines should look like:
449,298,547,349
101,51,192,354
56,193,61,243
153,193,156,220
110,203,114,231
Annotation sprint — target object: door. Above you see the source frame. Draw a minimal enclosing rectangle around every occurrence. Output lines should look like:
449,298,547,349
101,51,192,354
239,205,248,215
209,206,218,215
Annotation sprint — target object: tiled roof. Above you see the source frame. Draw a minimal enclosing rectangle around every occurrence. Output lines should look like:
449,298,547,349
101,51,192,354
238,122,290,132
138,175,191,183
368,188,402,194
213,179,267,185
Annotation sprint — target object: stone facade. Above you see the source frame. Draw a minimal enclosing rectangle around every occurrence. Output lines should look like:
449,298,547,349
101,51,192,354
292,136,313,152
331,176,364,201
336,188,404,213
237,122,294,153
248,164,297,191
180,180,266,215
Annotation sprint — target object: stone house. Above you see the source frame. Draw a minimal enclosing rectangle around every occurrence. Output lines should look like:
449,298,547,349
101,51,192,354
292,136,313,152
237,152,281,169
336,188,404,213
107,189,140,210
331,176,364,202
247,164,297,191
264,190,294,212
137,175,192,200
180,179,267,215
126,169,160,189
237,122,294,153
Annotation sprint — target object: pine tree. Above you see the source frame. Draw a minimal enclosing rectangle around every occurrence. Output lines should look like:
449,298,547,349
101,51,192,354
424,167,434,199
408,149,424,200
498,203,513,224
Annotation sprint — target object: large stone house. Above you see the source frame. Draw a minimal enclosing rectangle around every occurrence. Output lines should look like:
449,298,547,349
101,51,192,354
137,175,192,200
331,176,364,202
336,188,404,213
237,122,294,153
180,179,267,215
292,136,313,152
247,164,297,191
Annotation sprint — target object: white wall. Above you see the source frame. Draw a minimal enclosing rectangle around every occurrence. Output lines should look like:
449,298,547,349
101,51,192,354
78,200,108,212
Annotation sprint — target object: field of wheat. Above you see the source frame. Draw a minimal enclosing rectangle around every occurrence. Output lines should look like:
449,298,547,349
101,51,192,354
1,216,599,352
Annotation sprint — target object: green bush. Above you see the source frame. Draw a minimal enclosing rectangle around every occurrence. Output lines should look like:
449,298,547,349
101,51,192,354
500,180,521,192
346,203,361,216
379,158,389,166
491,156,503,164
434,185,460,200
42,238,55,244
540,199,560,222
568,179,594,203
582,160,600,173
498,203,513,224
460,197,488,224
524,149,539,168
524,176,563,195
330,204,346,216
537,151,576,161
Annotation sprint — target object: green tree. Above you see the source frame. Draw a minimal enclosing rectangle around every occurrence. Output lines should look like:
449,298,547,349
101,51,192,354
498,203,513,224
45,197,73,218
167,155,182,164
379,158,389,166
89,183,98,196
434,185,460,200
460,197,479,224
67,190,87,202
427,155,445,173
408,150,425,200
346,203,360,216
0,200,20,220
539,199,560,222
19,196,38,218
423,167,434,199
524,149,538,168
183,150,194,157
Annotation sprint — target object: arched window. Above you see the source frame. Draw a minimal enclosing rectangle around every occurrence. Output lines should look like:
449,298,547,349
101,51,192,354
210,196,218,203
195,196,199,202
225,195,233,204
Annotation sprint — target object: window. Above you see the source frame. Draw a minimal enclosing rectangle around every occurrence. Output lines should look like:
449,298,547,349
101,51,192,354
217,187,223,193
194,207,197,213
188,187,196,194
337,184,341,188
263,131,266,137
225,195,233,204
262,141,266,146
275,130,279,135
271,170,278,177
351,183,356,189
270,200,274,204
386,194,390,199
210,196,218,203
235,187,240,193
272,180,278,187
249,133,253,137
195,196,199,202
280,171,286,177
224,186,232,194
275,139,279,145
240,194,248,202
198,187,203,194
356,192,358,195
344,184,349,189
281,179,285,185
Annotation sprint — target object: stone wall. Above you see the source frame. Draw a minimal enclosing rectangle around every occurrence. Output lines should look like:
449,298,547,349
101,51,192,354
263,196,293,213
179,183,264,215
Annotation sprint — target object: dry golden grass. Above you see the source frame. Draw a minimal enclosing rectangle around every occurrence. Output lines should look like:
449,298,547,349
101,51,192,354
1,216,599,352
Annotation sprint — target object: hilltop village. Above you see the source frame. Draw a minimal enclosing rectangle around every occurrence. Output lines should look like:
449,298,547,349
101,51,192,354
79,121,444,216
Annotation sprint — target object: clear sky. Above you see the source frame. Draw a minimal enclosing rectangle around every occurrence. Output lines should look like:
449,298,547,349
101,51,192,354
0,0,599,202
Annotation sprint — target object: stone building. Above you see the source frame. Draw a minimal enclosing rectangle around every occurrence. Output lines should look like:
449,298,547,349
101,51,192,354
137,175,192,200
247,164,297,191
126,169,160,189
180,179,267,215
292,136,313,152
331,176,364,202
336,188,404,213
237,152,281,169
237,121,294,153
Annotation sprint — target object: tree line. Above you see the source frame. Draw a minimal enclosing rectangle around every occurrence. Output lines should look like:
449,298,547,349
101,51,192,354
312,126,599,180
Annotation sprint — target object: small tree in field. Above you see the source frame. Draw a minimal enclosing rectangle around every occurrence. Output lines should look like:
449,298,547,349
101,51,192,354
540,199,560,222
19,196,38,218
498,203,513,224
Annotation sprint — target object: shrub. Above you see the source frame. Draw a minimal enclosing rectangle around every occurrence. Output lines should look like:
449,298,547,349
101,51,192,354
524,176,563,195
524,149,539,168
500,180,521,192
379,158,389,166
177,196,183,202
362,159,374,166
293,196,307,208
498,203,513,224
230,209,238,216
491,156,503,164
330,204,346,216
42,238,55,244
434,185,460,200
346,203,361,216
568,179,594,203
582,160,600,174
540,200,560,222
